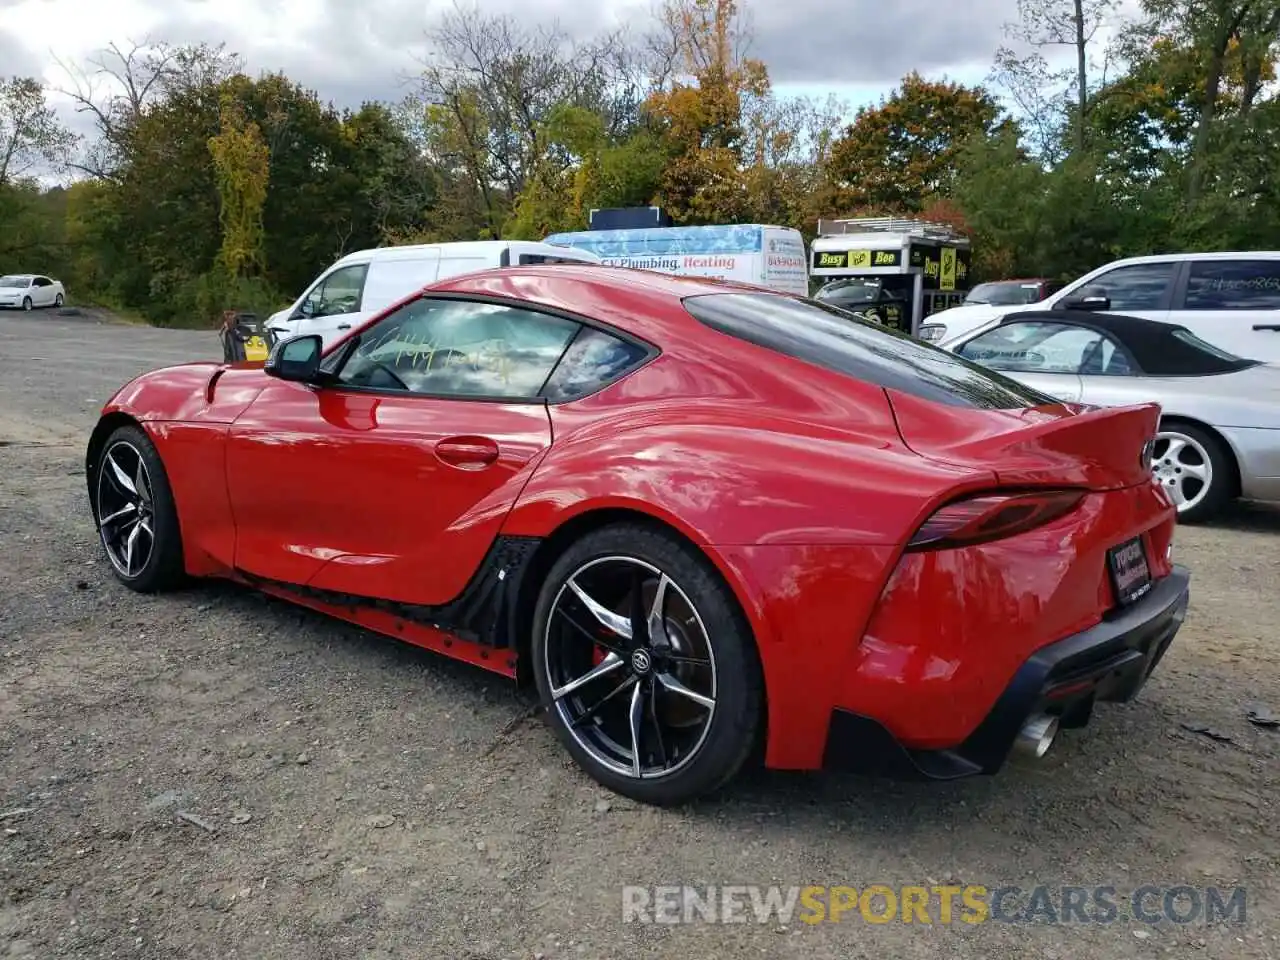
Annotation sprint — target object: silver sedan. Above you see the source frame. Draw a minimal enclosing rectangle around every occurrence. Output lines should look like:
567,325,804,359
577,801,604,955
942,309,1280,522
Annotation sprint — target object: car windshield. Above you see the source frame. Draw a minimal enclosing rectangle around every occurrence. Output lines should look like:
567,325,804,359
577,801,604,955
964,281,1044,306
682,292,1060,410
815,280,880,304
0,276,29,288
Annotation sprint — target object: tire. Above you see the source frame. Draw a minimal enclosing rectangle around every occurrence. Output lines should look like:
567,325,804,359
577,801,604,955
531,523,763,806
1153,421,1234,523
22,297,31,311
55,293,64,307
91,424,186,592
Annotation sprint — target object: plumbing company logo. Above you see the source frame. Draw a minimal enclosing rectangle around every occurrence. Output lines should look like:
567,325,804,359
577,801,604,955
602,256,681,271
620,884,1247,927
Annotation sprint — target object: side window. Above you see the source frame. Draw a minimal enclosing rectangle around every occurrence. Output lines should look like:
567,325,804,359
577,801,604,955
542,327,650,401
518,254,598,265
336,297,579,399
33,277,50,287
1071,262,1174,311
303,264,368,318
957,321,1107,374
1182,260,1280,311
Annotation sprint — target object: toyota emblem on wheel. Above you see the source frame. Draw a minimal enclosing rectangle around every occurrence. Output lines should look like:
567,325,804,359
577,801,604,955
630,648,652,674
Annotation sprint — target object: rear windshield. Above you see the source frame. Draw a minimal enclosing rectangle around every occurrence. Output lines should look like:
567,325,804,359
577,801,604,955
682,292,1059,409
1164,329,1257,374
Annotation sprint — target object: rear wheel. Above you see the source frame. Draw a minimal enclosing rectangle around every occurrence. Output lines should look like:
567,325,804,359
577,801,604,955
55,293,64,307
1153,422,1233,523
93,425,186,591
22,297,31,311
531,524,763,805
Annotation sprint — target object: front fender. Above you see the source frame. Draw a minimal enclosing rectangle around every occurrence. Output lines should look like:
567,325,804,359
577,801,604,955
102,362,269,424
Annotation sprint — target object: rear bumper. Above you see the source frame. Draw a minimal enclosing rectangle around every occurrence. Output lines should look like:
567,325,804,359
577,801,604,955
822,565,1191,779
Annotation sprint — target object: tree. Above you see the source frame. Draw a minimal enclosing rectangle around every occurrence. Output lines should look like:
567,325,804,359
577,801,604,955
826,73,1012,213
0,77,77,184
992,0,1119,156
506,104,666,237
54,39,242,182
402,2,643,237
642,0,768,223
1121,0,1280,200
208,94,270,279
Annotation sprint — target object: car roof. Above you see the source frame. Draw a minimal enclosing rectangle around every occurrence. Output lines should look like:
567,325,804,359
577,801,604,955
1,274,33,279
426,264,778,340
1097,251,1280,267
334,240,602,265
997,309,1256,376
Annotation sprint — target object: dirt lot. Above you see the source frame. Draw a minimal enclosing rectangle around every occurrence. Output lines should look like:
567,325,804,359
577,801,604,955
1,308,1278,960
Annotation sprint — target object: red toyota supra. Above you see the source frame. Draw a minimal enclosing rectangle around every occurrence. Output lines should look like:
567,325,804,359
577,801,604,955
86,266,1190,805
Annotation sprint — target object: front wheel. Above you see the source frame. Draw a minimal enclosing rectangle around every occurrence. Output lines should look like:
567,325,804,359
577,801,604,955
532,524,763,806
1153,422,1233,523
22,297,31,311
55,293,64,307
92,425,187,591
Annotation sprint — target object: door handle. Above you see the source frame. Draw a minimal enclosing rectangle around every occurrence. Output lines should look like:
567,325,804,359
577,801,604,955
1252,324,1280,331
337,323,352,331
434,435,499,469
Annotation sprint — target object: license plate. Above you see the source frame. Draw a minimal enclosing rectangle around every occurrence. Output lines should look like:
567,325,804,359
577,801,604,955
1108,536,1152,606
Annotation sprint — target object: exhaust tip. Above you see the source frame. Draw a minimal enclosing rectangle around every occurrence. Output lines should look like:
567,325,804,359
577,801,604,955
1014,714,1059,759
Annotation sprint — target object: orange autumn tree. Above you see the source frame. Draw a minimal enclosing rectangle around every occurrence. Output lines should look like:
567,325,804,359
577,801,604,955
642,0,768,223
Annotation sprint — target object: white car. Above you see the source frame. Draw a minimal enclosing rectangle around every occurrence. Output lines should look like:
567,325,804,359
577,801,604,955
267,240,603,350
920,252,1280,363
0,274,66,310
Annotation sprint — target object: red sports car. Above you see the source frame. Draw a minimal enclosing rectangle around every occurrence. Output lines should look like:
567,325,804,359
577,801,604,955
85,266,1191,805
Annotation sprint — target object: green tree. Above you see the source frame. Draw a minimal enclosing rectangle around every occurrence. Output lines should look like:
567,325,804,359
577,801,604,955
208,94,270,279
0,76,76,184
991,0,1119,157
826,73,1013,213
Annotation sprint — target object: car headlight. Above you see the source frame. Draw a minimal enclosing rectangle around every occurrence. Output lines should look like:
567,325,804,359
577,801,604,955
918,324,945,341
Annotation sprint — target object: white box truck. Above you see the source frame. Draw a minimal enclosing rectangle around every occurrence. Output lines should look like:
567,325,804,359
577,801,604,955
543,224,809,295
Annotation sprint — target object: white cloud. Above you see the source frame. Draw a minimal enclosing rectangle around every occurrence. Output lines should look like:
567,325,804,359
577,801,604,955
3,0,1044,114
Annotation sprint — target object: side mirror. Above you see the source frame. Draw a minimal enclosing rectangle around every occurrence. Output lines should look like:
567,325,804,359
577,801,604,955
294,300,316,320
1062,287,1110,311
264,334,323,382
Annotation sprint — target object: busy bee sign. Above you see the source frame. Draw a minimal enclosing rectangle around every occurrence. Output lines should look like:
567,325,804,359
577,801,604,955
811,248,903,270
910,243,972,291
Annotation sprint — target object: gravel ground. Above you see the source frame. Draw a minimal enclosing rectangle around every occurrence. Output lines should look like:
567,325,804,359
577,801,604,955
1,308,1278,960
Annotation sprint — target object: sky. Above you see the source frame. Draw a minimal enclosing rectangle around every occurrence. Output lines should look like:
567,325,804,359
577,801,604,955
1,0,1124,178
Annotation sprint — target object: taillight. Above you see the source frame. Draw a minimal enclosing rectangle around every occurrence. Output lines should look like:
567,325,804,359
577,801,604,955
906,489,1085,551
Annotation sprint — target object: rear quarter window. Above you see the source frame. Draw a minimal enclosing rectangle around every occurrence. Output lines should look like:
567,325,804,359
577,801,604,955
541,326,652,401
682,292,1058,409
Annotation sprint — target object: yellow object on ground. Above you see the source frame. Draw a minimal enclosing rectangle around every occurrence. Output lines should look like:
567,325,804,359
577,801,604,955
244,336,269,361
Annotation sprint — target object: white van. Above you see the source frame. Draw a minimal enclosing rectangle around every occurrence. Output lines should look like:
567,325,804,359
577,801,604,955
266,240,602,348
542,224,810,295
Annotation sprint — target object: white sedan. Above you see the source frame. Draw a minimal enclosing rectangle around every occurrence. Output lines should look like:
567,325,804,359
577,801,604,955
0,274,66,310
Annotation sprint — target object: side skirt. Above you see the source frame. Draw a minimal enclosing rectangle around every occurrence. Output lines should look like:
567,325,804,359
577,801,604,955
237,535,542,676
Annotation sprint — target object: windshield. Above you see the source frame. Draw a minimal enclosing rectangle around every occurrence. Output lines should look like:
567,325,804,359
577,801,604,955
815,280,881,304
964,281,1044,306
682,292,1059,410
0,276,29,288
